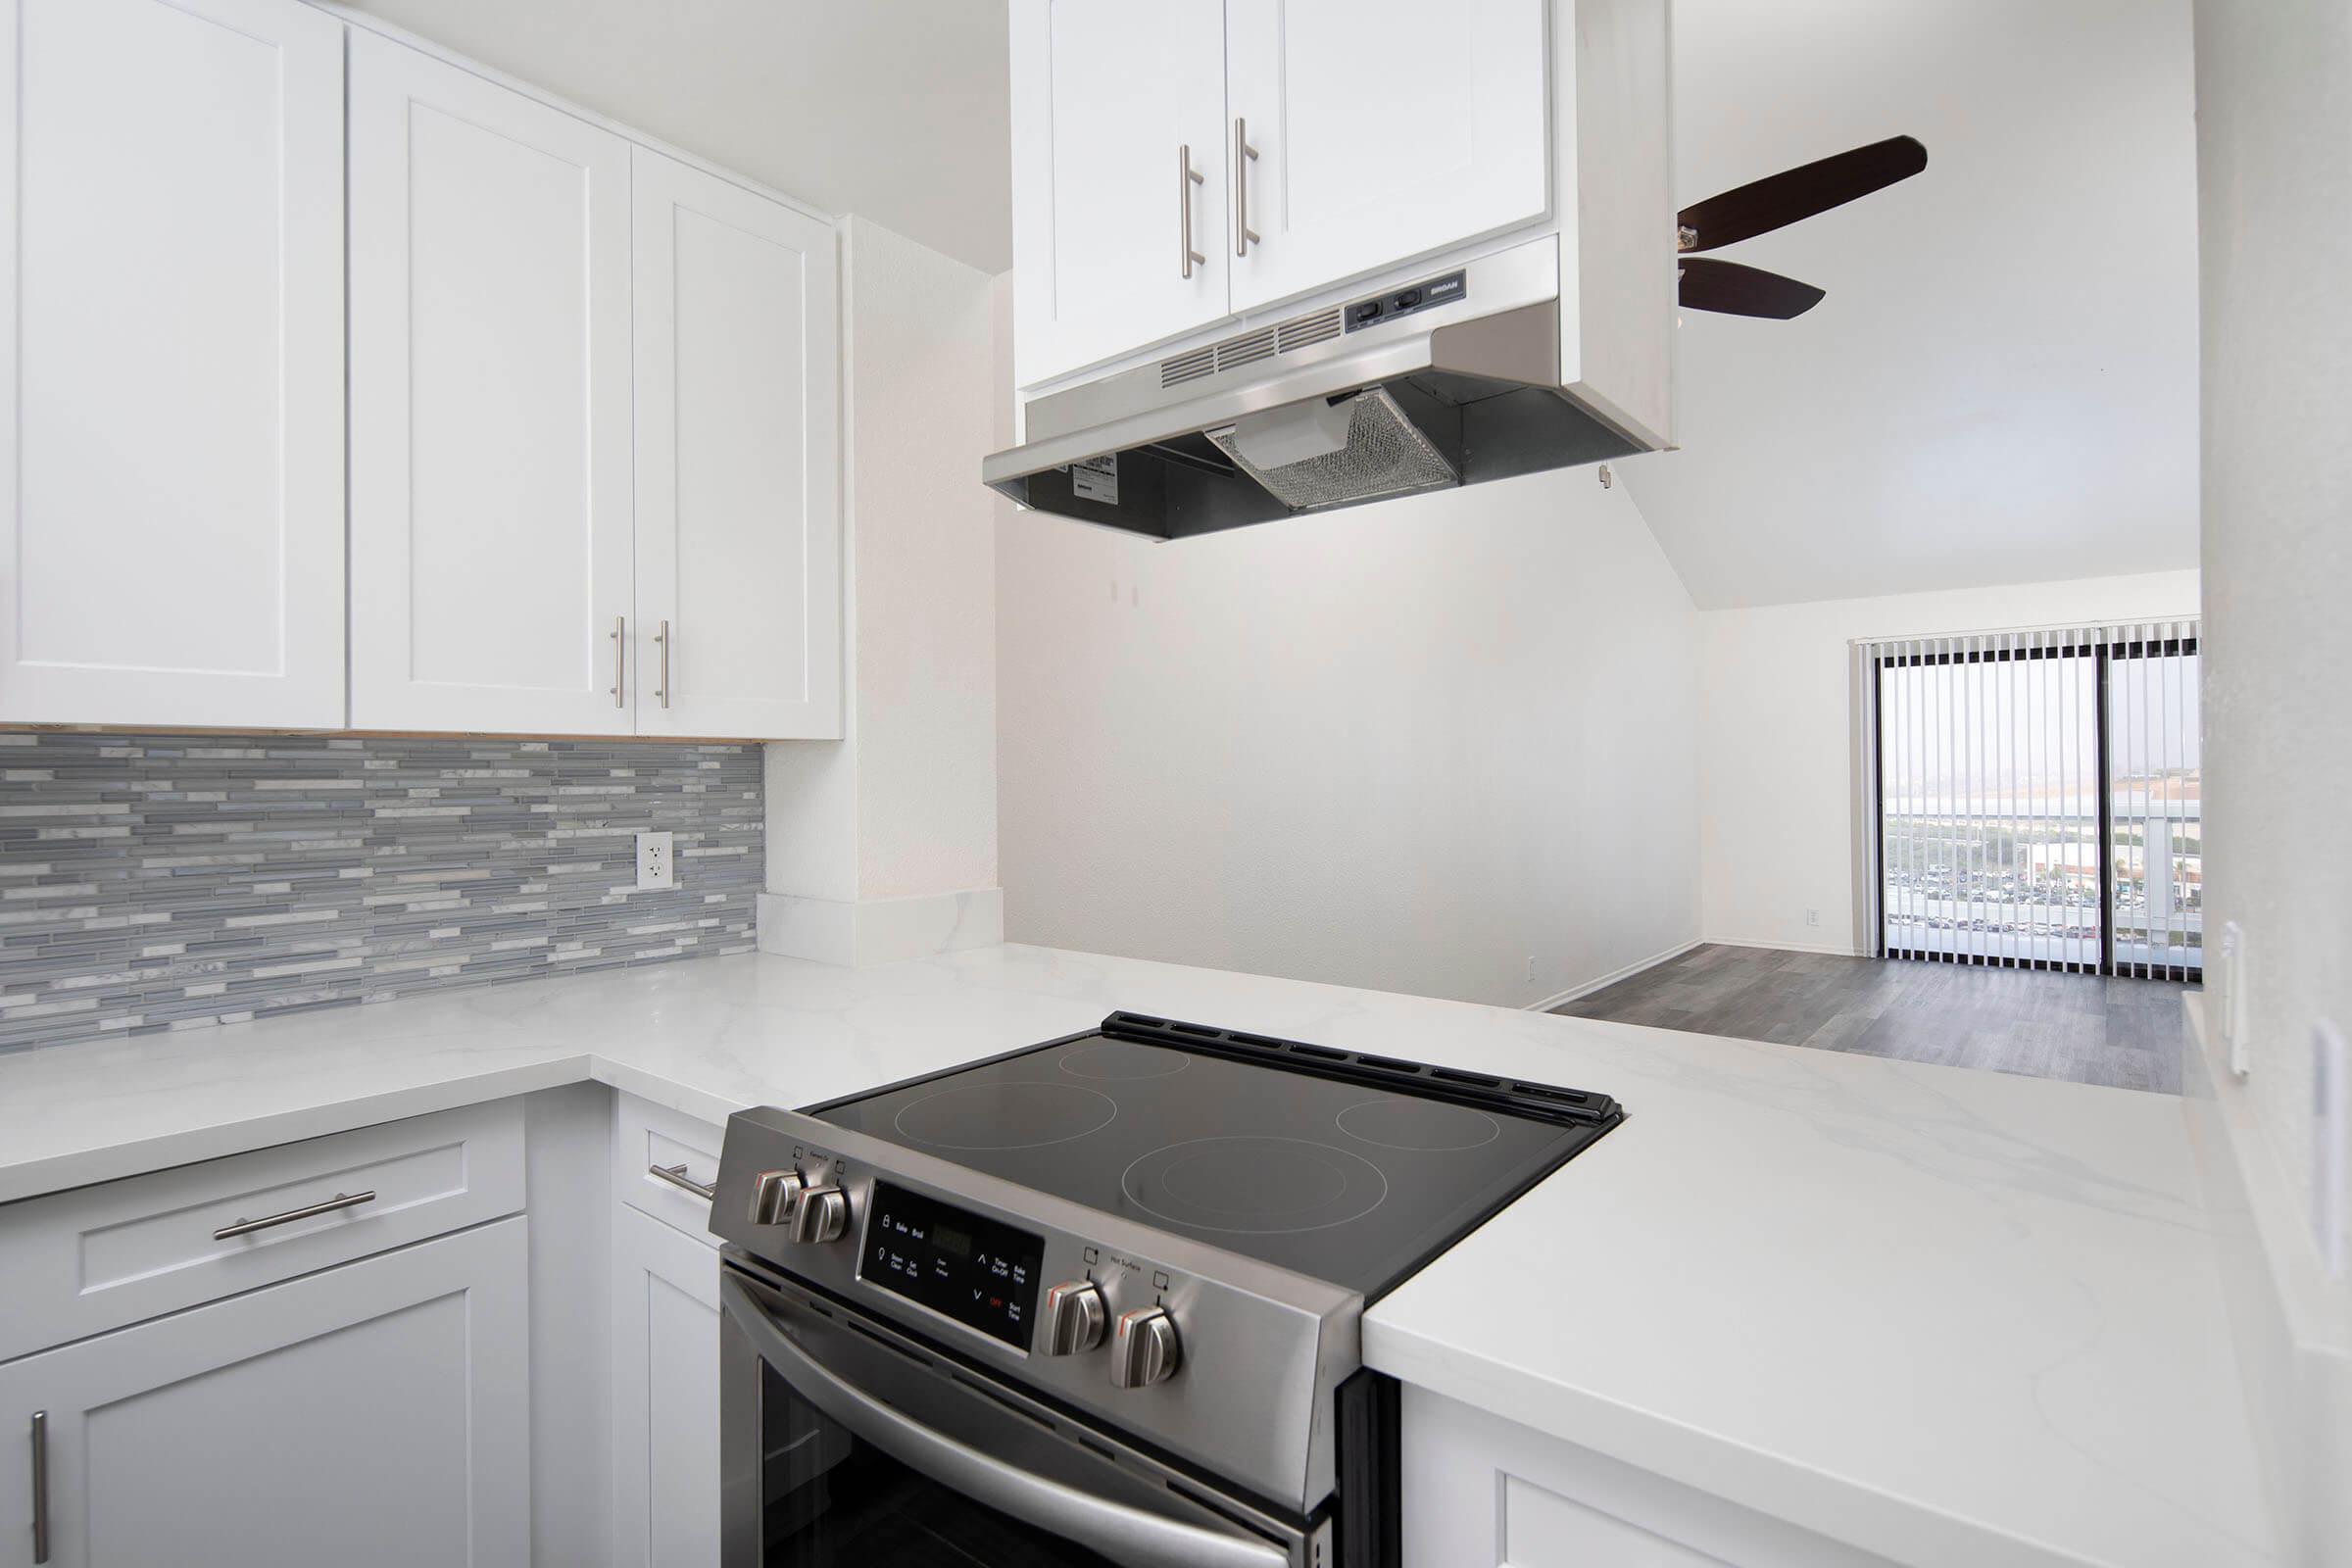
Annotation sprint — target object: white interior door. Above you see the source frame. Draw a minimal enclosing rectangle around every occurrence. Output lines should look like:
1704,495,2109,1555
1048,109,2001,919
349,30,635,734
1223,0,1551,313
610,1206,721,1568
1009,0,1231,388
0,0,344,729
0,1218,529,1568
631,148,841,740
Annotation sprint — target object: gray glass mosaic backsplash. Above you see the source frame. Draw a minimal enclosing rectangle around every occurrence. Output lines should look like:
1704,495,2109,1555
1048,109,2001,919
0,732,761,1052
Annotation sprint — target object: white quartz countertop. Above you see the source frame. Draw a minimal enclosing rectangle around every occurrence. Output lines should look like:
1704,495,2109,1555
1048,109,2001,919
0,946,2277,1567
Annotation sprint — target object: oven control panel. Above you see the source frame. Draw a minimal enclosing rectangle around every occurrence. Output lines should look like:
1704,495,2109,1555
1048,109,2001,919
859,1181,1045,1349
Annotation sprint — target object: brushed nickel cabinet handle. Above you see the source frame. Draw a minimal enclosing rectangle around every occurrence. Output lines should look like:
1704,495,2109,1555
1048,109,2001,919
29,1410,47,1565
649,1162,716,1201
611,615,625,707
1234,118,1259,255
214,1189,376,1241
1178,145,1205,278
656,619,670,708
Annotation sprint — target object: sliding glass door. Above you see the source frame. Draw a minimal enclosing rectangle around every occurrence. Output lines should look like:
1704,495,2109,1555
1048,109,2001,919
2105,635,2202,979
1868,622,2200,981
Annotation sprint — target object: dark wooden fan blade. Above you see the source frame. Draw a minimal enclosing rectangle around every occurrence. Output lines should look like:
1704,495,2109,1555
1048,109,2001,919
1678,135,1927,252
1678,258,1827,319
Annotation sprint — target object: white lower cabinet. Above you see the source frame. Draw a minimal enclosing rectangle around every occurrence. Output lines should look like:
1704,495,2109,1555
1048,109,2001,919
1402,1386,1891,1568
611,1204,722,1568
0,1216,531,1568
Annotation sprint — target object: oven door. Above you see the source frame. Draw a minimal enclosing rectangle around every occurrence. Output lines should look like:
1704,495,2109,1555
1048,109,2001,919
718,1260,1314,1568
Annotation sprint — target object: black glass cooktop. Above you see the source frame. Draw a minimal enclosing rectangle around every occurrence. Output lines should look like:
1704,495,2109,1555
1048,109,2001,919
808,1012,1623,1301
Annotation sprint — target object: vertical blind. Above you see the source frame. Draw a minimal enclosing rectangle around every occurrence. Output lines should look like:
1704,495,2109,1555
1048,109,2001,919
1853,619,2201,979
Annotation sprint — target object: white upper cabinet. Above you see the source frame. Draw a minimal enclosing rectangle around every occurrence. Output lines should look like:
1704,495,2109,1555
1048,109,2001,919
0,0,345,729
349,30,636,735
1222,0,1551,313
631,149,842,740
1009,0,1231,388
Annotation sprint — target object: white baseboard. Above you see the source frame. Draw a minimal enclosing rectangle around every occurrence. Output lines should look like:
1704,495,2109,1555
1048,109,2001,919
1525,939,1703,1012
1699,935,1870,958
2180,994,2352,1562
757,887,1004,967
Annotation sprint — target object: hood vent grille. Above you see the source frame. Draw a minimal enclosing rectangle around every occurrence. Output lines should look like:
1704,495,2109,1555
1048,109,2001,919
1276,308,1343,353
1158,306,1347,390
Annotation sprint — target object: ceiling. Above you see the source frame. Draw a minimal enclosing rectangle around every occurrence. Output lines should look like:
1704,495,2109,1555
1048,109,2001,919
340,0,1014,272
1627,0,2200,609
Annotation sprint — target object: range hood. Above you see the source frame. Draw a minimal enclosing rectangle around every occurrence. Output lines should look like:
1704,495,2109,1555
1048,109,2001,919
983,240,1649,541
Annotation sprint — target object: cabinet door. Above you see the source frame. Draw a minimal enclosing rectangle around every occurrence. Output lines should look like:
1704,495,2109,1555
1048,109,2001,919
0,0,344,728
1008,0,1230,387
0,1216,530,1568
350,30,635,734
631,150,842,740
611,1206,721,1568
1223,0,1551,313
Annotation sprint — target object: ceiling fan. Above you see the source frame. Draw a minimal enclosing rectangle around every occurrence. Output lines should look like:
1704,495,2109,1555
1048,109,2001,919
1676,135,1928,319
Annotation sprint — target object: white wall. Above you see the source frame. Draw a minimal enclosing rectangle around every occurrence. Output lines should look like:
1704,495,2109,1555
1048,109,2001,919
766,219,999,910
995,469,1701,1010
2195,0,2352,1280
2190,15,2352,1557
1697,570,2202,956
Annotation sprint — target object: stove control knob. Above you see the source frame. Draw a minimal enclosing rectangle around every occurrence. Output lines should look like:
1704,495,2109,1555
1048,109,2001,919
749,1169,806,1228
1110,1306,1181,1389
790,1184,848,1245
1041,1282,1106,1356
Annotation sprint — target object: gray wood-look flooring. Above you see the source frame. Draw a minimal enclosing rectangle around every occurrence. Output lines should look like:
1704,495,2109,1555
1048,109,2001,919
1554,944,2188,1094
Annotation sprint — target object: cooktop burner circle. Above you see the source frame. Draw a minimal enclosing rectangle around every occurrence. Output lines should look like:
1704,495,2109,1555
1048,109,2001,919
892,1081,1118,1151
1335,1097,1503,1152
1055,1041,1192,1081
1120,1136,1389,1235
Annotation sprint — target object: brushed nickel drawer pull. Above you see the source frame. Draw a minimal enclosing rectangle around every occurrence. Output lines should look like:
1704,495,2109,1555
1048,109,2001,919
656,618,670,708
29,1410,48,1565
611,615,626,707
649,1162,716,1201
214,1189,377,1241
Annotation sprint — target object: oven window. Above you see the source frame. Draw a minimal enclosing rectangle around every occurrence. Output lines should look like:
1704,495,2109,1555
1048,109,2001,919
755,1360,1116,1566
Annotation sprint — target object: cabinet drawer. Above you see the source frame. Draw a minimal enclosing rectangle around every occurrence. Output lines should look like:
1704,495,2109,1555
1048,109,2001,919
613,1094,725,1246
0,1101,524,1363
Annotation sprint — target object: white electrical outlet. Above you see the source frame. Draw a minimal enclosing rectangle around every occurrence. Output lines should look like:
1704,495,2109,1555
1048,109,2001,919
2316,1019,2347,1280
1525,956,1537,984
635,830,674,891
1805,907,1820,928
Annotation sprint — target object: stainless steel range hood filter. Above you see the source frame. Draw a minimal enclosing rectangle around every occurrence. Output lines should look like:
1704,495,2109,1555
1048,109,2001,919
1204,387,1459,513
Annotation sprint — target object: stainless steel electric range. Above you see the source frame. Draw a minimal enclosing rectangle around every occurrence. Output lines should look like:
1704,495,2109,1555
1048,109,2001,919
709,1011,1622,1568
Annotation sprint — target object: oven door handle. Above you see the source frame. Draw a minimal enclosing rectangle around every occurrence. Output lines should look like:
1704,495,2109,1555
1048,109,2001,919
718,1275,1288,1568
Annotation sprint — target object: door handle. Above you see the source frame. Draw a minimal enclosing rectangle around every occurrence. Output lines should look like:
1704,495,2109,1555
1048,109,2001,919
611,615,625,708
719,1276,1284,1568
1235,118,1259,255
655,619,670,709
28,1410,47,1565
1177,145,1206,278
